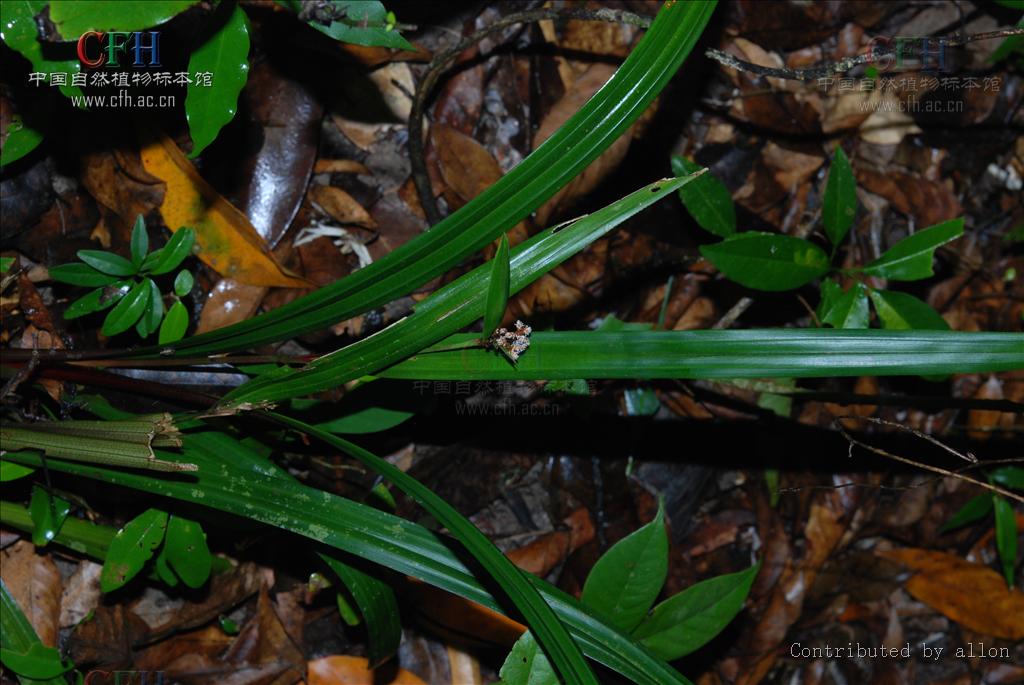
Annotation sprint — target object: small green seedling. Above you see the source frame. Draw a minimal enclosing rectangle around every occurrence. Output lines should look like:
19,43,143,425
49,216,196,343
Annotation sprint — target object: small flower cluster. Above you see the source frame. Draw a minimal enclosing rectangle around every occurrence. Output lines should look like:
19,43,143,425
489,320,532,362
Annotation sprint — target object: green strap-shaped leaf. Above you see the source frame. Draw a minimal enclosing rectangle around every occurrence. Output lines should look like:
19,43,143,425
101,508,169,592
186,4,251,158
378,329,1024,380
861,218,964,281
319,553,401,667
700,232,830,291
581,501,667,633
271,414,599,685
500,631,558,685
316,407,414,435
48,263,120,288
136,279,164,339
868,289,948,330
150,227,196,275
47,0,196,37
822,147,857,248
130,216,149,267
164,514,212,588
993,496,1018,587
102,280,150,336
483,234,511,338
77,251,137,277
139,1,716,357
820,282,869,329
939,494,993,533
63,281,132,320
632,563,759,660
671,156,735,237
28,485,70,548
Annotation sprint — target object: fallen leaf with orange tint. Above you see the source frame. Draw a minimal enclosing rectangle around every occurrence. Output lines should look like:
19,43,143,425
138,128,311,288
879,548,1024,640
308,655,428,685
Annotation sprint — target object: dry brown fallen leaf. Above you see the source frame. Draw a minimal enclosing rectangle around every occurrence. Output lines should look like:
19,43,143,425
310,184,377,228
79,146,166,226
0,540,62,647
505,507,595,577
196,279,268,335
878,548,1024,640
308,655,429,685
138,128,311,289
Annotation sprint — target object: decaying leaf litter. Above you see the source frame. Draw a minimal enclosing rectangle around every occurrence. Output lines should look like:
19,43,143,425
1,1,1023,684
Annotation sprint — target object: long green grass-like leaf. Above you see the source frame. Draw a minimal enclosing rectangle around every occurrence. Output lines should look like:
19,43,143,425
0,440,690,685
224,177,695,404
136,1,715,357
270,413,596,685
378,330,1024,380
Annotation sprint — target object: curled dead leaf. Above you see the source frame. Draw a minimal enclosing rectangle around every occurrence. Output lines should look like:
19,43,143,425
310,185,377,228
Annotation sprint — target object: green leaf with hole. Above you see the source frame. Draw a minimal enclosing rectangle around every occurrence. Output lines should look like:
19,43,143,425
581,501,667,633
307,1,414,50
136,279,164,339
174,270,194,297
500,631,558,685
822,147,856,248
861,218,964,281
821,282,869,329
28,485,70,547
317,407,414,434
991,467,1024,490
47,0,196,37
130,215,149,267
993,496,1018,587
868,289,948,330
0,115,45,167
100,508,168,593
939,494,993,533
159,300,189,344
483,234,510,338
77,250,137,277
632,562,759,660
700,233,829,291
64,281,132,320
186,4,251,158
150,228,196,275
671,156,735,238
165,514,211,588
102,280,150,336
49,263,120,287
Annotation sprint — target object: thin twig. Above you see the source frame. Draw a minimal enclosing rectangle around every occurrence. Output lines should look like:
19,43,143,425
408,7,652,225
713,297,753,329
705,28,1024,82
833,418,1023,504
847,415,978,463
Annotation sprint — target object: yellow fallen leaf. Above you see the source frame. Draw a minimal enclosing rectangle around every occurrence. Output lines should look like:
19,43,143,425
879,548,1024,640
307,655,428,685
138,127,311,288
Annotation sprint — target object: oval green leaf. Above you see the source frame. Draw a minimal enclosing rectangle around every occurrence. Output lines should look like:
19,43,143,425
165,514,211,588
186,4,251,158
0,1,83,100
64,281,132,320
174,269,194,297
150,228,196,275
861,218,964,281
499,631,558,685
77,250,137,277
130,215,149,267
28,485,70,547
0,642,72,679
308,1,415,50
159,300,190,344
49,263,119,287
100,508,169,593
483,233,510,338
671,156,735,238
102,280,150,336
700,233,830,291
632,562,760,660
0,116,44,167
868,289,948,330
581,501,667,633
821,282,869,329
47,0,196,37
993,496,1018,587
822,147,856,248
991,467,1024,490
